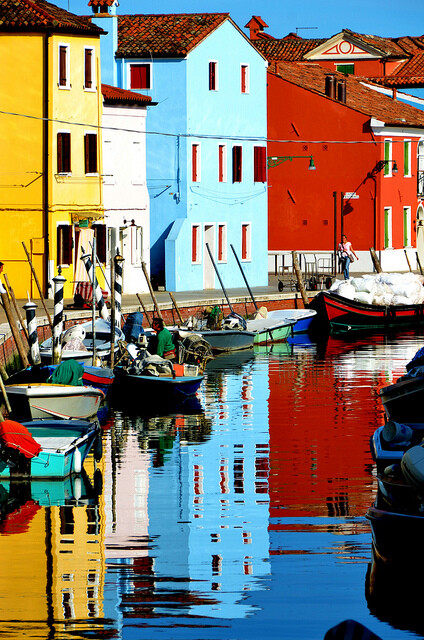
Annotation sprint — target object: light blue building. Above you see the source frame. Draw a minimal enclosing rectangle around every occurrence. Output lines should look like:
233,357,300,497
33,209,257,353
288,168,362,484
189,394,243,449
91,5,269,291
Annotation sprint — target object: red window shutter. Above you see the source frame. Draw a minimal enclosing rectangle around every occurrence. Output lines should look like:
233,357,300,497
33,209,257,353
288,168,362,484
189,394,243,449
232,146,242,183
241,65,247,93
93,224,106,263
242,225,248,260
218,225,224,261
254,147,267,182
131,64,149,89
192,144,199,182
85,49,92,88
218,145,224,182
59,46,67,86
209,62,216,90
192,226,198,262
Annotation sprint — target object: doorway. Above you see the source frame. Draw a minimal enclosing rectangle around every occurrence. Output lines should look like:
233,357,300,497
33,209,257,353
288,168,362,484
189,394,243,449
204,224,215,289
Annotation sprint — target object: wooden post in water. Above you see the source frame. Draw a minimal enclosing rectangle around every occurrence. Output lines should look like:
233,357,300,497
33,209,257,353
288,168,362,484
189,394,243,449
369,248,383,273
0,373,12,419
291,251,309,307
4,274,29,342
22,241,53,330
416,251,424,276
136,294,152,327
169,292,184,325
1,291,29,368
404,249,412,272
141,262,163,321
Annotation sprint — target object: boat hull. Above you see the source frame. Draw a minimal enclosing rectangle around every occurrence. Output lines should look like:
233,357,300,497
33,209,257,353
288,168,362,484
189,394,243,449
114,369,203,403
320,291,424,332
193,329,255,352
4,384,104,420
379,375,424,422
0,419,99,478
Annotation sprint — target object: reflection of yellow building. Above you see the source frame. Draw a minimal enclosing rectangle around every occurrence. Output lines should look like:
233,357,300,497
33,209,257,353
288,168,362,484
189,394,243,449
0,0,105,299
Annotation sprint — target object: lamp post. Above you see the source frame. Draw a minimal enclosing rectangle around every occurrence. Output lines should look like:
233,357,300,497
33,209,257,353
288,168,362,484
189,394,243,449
267,155,316,170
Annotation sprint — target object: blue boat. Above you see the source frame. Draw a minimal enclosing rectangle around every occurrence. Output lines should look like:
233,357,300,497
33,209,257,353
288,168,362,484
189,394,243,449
113,367,203,404
0,418,100,478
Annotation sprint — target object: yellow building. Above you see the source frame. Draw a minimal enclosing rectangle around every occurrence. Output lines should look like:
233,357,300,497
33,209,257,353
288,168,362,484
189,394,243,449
0,0,105,299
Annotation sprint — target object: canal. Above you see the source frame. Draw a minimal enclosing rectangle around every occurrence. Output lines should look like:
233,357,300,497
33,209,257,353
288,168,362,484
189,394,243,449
0,331,422,639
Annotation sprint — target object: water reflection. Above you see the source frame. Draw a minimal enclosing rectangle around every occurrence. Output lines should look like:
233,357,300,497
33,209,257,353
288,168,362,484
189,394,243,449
1,332,424,639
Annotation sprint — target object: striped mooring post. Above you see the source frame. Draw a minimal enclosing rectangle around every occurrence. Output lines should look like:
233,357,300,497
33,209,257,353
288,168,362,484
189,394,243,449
23,300,41,366
81,248,109,321
52,274,66,365
114,254,124,330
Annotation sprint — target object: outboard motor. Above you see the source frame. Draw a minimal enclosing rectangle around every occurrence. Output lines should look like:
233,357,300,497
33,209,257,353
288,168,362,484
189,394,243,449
222,312,247,331
123,312,145,344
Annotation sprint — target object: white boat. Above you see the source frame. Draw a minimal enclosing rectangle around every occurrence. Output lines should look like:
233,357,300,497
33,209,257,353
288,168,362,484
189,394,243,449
40,318,124,364
246,313,295,345
265,309,317,334
3,383,104,420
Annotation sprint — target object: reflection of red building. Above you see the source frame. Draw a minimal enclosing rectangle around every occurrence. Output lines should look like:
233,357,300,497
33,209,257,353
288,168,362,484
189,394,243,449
267,335,407,525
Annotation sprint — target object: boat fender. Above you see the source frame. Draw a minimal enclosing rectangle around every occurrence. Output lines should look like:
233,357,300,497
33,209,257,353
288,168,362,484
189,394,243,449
74,475,82,501
401,445,424,491
93,433,103,462
381,421,413,445
73,448,82,474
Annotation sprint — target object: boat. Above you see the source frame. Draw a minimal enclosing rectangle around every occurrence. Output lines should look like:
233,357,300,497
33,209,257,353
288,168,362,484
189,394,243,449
173,326,255,353
3,383,104,420
369,420,424,471
0,418,100,478
6,362,114,396
246,313,294,345
39,317,125,364
315,290,424,333
264,308,317,335
379,375,424,422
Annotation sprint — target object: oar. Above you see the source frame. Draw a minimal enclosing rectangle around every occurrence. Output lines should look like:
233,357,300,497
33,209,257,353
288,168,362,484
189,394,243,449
205,243,234,313
230,244,258,311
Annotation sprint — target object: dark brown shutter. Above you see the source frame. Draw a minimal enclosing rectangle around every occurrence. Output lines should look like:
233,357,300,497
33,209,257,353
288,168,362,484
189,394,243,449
57,225,72,265
92,224,107,263
57,132,71,173
254,146,266,182
232,146,242,183
85,134,97,174
85,49,92,88
59,46,67,86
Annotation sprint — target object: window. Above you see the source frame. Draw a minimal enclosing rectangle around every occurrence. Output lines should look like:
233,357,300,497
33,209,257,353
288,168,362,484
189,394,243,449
132,141,144,184
192,144,200,182
92,224,107,263
57,225,72,265
254,146,267,182
384,139,392,176
209,61,218,90
84,47,94,89
57,132,71,174
241,223,251,260
418,141,424,195
336,63,354,75
130,63,151,90
102,139,114,184
404,140,411,177
384,207,392,248
58,44,70,88
241,64,249,94
232,145,242,183
218,145,227,182
130,225,143,265
218,224,227,262
192,225,200,263
84,133,98,174
404,206,412,246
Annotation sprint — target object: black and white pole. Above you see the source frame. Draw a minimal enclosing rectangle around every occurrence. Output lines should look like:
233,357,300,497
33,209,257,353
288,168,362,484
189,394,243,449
81,247,109,321
23,300,41,366
52,274,66,365
114,254,124,330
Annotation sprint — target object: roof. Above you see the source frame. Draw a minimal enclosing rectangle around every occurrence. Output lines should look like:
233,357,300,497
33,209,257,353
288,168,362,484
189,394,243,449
101,83,155,105
116,13,230,58
0,0,104,34
254,37,325,61
272,61,424,128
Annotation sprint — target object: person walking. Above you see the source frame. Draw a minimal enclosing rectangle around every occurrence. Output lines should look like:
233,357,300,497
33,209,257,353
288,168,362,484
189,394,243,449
337,235,358,280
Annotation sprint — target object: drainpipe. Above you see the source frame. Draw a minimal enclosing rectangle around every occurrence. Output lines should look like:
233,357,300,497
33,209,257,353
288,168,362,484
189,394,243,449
43,31,52,297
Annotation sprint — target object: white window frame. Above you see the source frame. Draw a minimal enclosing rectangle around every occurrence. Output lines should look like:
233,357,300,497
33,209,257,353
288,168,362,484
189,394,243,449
241,222,251,261
241,64,250,94
403,206,412,247
191,224,201,264
384,206,393,248
209,60,219,91
58,42,70,90
83,46,96,91
192,143,201,183
404,139,411,177
218,143,227,183
217,224,227,263
128,62,152,91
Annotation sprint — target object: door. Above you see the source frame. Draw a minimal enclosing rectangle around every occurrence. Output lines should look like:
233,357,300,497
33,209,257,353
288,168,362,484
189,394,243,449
203,224,215,289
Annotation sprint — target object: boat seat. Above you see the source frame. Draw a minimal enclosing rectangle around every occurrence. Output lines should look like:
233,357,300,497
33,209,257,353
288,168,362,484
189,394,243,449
35,436,78,451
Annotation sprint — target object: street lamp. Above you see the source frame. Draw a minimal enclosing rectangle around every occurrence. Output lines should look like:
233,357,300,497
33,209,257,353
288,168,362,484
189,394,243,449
267,155,316,170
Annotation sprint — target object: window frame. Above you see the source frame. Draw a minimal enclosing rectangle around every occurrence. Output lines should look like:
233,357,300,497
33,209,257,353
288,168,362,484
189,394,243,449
241,223,251,261
384,139,393,177
102,138,114,185
404,139,411,177
192,143,201,183
191,224,201,263
403,206,412,247
84,132,98,175
84,46,95,91
57,224,73,266
384,206,393,248
92,224,107,263
58,43,70,89
57,131,71,175
131,140,144,185
336,63,354,75
253,146,267,182
232,145,242,183
209,60,218,91
217,224,227,263
129,62,152,90
218,144,227,183
241,64,250,94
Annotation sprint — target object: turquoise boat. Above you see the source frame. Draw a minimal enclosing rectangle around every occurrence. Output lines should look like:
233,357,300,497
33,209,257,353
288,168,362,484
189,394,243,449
0,419,100,479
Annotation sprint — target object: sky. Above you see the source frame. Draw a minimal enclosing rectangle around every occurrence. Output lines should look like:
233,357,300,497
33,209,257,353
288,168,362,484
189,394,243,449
56,0,424,40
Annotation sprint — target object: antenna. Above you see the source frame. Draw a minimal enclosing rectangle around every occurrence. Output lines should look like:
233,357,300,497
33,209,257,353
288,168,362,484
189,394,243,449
295,26,318,35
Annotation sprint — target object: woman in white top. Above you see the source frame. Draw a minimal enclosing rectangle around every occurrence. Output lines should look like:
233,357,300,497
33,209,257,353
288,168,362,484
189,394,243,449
338,235,358,280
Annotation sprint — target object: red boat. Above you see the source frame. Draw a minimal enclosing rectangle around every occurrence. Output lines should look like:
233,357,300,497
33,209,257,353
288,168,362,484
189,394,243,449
317,290,424,332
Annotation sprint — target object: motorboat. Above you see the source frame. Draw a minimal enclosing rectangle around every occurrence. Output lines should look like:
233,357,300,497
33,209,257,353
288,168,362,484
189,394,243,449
39,317,125,364
6,362,114,396
0,418,100,478
370,420,424,472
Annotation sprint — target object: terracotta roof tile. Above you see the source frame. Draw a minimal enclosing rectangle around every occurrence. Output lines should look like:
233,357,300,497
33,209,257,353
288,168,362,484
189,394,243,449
254,37,325,61
101,83,154,105
272,61,424,128
116,13,230,58
0,0,103,34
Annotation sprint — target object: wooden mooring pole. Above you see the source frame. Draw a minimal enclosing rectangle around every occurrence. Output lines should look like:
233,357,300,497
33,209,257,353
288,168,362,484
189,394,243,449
291,251,309,307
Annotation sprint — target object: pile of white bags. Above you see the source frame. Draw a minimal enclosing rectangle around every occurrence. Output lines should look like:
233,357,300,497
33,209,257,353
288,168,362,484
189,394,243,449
330,272,424,306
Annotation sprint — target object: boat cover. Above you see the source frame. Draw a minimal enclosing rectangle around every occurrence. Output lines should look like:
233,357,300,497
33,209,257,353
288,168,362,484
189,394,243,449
0,420,42,458
47,359,84,386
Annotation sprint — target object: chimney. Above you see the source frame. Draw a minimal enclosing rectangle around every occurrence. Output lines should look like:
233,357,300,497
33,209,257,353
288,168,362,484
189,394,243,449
337,79,346,103
244,16,269,41
325,75,336,100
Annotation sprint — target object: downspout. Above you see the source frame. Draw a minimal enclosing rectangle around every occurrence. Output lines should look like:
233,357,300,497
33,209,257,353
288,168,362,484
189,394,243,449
43,30,52,296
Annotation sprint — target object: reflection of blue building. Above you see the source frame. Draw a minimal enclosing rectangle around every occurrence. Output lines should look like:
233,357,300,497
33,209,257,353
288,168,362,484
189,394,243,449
147,361,271,619
92,6,268,291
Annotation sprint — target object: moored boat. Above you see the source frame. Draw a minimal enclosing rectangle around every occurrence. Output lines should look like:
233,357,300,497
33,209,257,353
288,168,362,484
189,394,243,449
6,362,114,396
0,418,100,478
113,366,204,403
370,420,424,471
